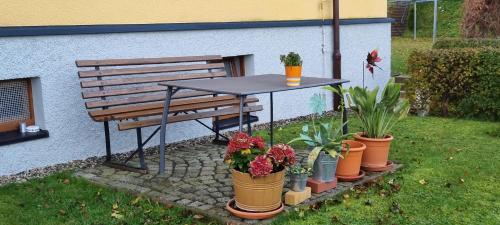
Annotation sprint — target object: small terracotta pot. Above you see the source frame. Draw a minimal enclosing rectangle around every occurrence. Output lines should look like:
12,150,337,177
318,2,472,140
336,140,366,177
354,132,394,169
285,66,302,87
231,169,285,212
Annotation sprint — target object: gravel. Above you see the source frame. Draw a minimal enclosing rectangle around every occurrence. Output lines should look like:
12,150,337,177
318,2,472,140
0,111,344,186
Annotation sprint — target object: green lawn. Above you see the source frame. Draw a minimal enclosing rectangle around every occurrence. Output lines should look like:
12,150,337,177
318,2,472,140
405,0,463,38
1,116,499,225
391,37,433,75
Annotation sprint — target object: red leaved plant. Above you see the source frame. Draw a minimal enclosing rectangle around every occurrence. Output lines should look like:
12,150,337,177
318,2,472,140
225,132,296,177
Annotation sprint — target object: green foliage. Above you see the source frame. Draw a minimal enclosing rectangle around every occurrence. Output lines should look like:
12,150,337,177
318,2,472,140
289,165,313,176
289,94,351,168
280,52,303,66
344,79,410,138
289,120,351,168
407,47,500,120
405,0,463,38
433,38,500,49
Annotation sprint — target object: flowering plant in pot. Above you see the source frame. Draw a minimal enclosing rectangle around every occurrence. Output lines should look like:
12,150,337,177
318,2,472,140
280,52,303,87
345,78,410,171
224,132,296,212
289,165,312,192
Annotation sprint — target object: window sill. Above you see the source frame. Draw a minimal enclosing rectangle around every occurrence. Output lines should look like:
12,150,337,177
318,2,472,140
0,130,49,147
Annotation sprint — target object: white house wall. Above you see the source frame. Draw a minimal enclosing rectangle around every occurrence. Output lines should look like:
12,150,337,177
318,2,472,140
0,23,391,175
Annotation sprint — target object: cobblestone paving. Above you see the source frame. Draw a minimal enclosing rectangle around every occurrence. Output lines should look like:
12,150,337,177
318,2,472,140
75,143,401,224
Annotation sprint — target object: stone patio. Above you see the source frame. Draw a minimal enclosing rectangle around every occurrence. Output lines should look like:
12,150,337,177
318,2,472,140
75,142,401,224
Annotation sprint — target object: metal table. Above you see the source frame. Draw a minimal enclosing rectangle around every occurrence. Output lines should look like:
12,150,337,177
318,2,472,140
157,74,348,174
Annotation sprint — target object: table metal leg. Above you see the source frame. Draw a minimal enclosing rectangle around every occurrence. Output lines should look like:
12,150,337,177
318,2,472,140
159,87,173,175
270,92,274,145
238,95,246,132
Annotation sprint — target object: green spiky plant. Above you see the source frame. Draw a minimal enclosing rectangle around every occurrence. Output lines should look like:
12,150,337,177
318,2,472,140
345,78,410,139
289,94,352,168
280,52,303,66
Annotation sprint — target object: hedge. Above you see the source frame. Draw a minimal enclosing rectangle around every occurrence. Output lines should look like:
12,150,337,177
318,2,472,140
433,38,500,49
407,47,500,120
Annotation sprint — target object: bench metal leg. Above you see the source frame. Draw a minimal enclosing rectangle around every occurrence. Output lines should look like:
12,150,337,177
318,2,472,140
104,121,112,161
136,128,146,169
159,87,174,175
246,112,252,136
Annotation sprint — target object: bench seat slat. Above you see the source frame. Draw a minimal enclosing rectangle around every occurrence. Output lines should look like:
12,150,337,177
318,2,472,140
92,97,259,121
76,55,223,67
85,90,213,109
79,63,225,78
89,95,251,118
117,105,263,131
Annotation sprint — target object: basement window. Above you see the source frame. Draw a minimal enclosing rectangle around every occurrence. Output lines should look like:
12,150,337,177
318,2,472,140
0,78,48,146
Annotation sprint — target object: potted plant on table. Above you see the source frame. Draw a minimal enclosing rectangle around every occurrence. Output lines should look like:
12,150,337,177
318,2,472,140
345,78,410,171
280,52,303,87
224,132,296,216
289,165,312,192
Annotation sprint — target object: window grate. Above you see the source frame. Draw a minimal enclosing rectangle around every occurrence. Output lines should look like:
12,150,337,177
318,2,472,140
0,79,33,131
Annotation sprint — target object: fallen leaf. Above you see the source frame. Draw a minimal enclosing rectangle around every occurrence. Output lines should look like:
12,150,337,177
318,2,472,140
387,179,394,185
63,179,70,184
112,203,119,210
111,211,123,219
193,214,204,219
130,196,142,205
419,179,427,185
448,156,454,160
343,194,350,199
460,178,465,183
58,209,66,215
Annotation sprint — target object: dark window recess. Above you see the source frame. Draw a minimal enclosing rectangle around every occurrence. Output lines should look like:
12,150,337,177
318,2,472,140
223,56,245,77
0,78,35,132
0,78,48,146
0,129,49,146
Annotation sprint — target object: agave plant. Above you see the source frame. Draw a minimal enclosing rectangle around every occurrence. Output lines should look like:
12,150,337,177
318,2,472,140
345,78,410,139
289,94,352,168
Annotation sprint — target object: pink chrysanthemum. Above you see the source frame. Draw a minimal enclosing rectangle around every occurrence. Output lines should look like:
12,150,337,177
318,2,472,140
251,136,266,150
249,155,273,177
267,144,296,167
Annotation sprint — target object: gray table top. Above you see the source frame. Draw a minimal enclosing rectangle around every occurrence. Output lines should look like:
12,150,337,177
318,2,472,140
159,74,348,95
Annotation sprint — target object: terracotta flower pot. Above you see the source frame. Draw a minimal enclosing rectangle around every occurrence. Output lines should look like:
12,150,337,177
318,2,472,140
231,169,285,212
336,140,366,177
285,66,302,87
354,132,394,169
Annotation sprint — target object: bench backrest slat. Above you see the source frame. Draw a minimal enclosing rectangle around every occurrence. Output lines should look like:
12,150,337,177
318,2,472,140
78,63,225,78
76,55,223,67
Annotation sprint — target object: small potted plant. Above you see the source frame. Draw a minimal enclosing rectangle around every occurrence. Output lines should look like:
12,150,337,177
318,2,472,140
280,52,303,87
224,132,296,214
345,78,410,171
289,165,312,192
289,94,350,183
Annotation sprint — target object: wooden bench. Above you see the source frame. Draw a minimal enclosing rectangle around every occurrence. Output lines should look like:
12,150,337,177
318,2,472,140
76,55,262,173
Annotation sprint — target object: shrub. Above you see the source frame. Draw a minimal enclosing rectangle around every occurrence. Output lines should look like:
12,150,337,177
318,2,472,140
462,0,500,38
433,38,500,49
407,47,500,120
